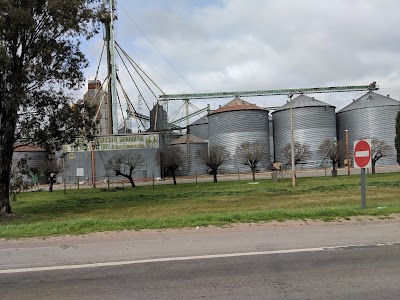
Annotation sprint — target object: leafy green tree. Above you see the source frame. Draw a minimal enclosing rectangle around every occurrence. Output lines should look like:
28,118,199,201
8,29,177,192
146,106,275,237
396,112,400,165
0,0,101,214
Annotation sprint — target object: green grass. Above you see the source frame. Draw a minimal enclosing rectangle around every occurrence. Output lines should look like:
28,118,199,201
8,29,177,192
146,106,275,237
1,172,400,238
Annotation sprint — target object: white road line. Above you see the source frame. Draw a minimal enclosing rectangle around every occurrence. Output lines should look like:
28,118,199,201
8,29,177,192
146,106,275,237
355,150,370,157
1,242,398,274
0,247,325,274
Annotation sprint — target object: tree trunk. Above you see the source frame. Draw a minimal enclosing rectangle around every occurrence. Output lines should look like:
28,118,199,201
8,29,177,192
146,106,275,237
251,167,256,181
49,178,54,192
213,169,218,183
128,176,136,187
0,109,17,214
372,161,376,174
172,170,177,185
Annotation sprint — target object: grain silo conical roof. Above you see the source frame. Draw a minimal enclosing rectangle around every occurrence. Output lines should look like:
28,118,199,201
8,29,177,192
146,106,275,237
338,91,400,112
274,94,335,112
209,96,264,115
190,115,208,126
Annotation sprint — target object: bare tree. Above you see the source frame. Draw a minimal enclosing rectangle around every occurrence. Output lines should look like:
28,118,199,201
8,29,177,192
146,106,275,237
106,154,144,187
282,141,310,166
236,141,268,181
156,146,183,185
318,139,346,172
197,145,230,183
370,138,393,174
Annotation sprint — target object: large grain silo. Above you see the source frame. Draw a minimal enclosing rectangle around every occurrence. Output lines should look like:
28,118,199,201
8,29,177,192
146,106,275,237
208,96,270,173
171,134,208,176
13,145,47,169
272,95,336,167
337,92,400,166
188,115,209,141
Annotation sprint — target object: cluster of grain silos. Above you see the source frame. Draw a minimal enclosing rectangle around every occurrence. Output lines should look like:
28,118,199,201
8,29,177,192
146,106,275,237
337,92,400,166
208,96,270,173
272,95,337,168
176,91,399,175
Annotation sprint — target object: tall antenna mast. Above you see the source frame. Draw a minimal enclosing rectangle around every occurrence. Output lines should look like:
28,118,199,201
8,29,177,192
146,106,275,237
102,0,118,134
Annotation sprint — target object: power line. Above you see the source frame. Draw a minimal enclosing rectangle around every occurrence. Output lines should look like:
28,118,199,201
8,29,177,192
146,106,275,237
119,4,196,93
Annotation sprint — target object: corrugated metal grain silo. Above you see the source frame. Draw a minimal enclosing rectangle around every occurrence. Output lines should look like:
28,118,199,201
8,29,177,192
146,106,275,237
188,115,209,141
208,96,270,173
171,134,208,176
269,115,274,165
272,95,336,167
13,145,47,169
337,92,400,166
149,103,168,132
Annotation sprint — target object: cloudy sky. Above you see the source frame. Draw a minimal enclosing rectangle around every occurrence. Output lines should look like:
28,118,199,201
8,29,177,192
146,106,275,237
79,0,400,124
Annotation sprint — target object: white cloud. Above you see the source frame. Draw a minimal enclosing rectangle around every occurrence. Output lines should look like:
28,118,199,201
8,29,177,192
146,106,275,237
78,0,400,125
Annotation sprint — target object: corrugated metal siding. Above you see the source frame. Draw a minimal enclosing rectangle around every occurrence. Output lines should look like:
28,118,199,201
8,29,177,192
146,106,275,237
337,105,400,166
173,143,208,176
64,147,161,182
269,116,274,164
189,123,209,141
149,104,168,132
209,110,270,173
272,106,337,167
12,151,47,169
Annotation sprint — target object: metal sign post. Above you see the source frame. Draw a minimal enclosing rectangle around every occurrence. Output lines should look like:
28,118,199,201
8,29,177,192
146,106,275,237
353,139,372,209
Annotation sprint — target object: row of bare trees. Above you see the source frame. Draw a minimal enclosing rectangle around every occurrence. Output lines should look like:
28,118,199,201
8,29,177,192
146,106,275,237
10,137,393,192
285,138,393,175
105,141,268,186
105,136,393,187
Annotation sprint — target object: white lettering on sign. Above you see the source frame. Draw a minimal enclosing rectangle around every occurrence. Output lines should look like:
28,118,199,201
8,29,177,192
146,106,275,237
355,151,370,157
63,134,160,153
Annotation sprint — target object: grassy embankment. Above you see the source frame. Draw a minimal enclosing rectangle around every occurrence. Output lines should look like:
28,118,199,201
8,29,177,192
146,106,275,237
0,173,399,238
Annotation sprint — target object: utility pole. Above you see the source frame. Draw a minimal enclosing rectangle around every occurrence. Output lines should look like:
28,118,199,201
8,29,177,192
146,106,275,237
345,129,350,175
289,94,296,187
91,141,96,188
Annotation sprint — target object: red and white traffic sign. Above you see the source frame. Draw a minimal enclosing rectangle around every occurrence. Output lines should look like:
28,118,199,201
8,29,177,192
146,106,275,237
353,139,372,168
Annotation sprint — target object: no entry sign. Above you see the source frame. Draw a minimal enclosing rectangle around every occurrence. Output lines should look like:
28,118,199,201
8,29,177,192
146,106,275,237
353,139,372,168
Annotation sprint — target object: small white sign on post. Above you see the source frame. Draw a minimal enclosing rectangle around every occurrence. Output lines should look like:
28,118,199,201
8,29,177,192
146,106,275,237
76,168,84,177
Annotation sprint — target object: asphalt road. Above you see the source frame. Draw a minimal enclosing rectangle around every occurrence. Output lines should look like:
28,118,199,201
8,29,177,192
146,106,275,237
1,219,400,299
1,243,399,299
